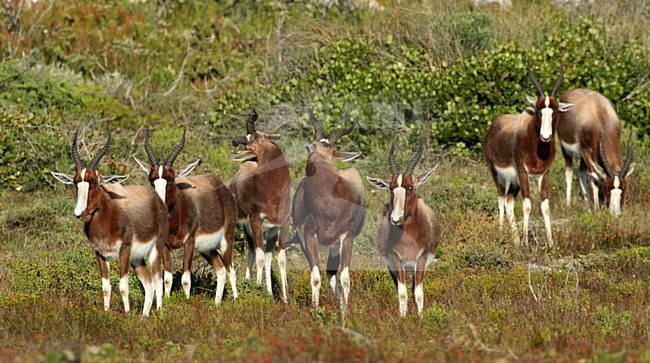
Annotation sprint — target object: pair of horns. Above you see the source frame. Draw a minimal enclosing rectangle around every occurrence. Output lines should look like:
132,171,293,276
71,129,111,170
598,134,633,179
309,111,357,145
144,127,186,167
527,61,565,98
232,109,258,147
388,138,423,175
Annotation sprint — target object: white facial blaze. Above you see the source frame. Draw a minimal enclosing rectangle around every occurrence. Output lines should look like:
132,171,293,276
610,176,622,216
540,96,554,141
153,166,167,203
391,174,406,224
74,168,89,218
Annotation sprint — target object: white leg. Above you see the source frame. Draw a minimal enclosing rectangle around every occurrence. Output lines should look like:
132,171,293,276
214,266,227,306
414,283,424,317
498,195,505,226
278,248,287,303
255,247,264,285
590,172,600,210
264,251,273,295
181,271,191,299
398,280,408,317
138,274,154,318
561,166,572,207
246,246,254,280
522,197,532,246
311,266,321,309
163,270,173,297
578,168,589,202
340,266,350,309
149,248,163,310
119,276,130,313
505,195,517,232
541,199,553,248
101,277,111,311
229,267,238,299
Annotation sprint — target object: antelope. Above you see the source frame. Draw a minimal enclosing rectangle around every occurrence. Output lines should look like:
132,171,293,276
134,129,238,305
229,110,292,301
483,64,573,248
557,89,634,215
366,139,439,317
51,131,168,317
292,112,366,317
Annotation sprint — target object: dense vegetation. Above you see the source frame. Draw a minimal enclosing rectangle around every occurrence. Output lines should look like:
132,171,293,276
1,1,648,361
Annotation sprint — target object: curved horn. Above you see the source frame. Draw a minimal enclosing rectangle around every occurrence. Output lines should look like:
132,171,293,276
527,64,544,98
388,137,398,175
164,127,186,166
404,139,424,175
327,119,357,145
71,129,84,169
144,128,159,167
550,62,565,97
246,109,258,135
598,136,615,179
309,111,324,141
88,134,111,170
232,136,248,147
621,137,633,177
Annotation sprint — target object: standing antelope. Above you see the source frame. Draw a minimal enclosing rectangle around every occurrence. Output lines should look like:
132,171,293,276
483,64,573,248
292,112,366,316
366,139,439,317
557,89,634,215
134,129,238,305
52,131,168,317
229,110,292,301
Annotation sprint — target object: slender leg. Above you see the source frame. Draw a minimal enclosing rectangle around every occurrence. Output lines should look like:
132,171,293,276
205,252,227,306
248,216,265,286
390,256,407,317
578,158,590,204
277,221,291,303
339,234,353,316
163,246,173,297
95,252,111,311
243,221,254,280
133,263,154,317
565,166,573,207
181,236,196,299
118,245,132,314
304,221,321,309
518,171,531,246
222,225,238,300
264,227,279,296
413,256,427,317
326,247,341,295
148,245,163,310
539,172,554,248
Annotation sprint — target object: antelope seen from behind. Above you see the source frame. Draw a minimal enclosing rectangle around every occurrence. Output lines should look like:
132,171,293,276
52,131,168,317
483,64,573,248
558,89,634,215
229,110,292,301
134,129,238,305
366,139,439,316
292,112,366,317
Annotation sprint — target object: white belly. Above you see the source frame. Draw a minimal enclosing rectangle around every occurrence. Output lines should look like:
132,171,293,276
195,228,226,256
130,237,157,263
495,165,519,188
561,141,581,159
96,240,122,260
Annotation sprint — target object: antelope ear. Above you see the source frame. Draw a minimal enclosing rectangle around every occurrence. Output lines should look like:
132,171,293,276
366,176,390,189
230,150,257,161
524,107,535,116
178,159,200,177
51,172,75,185
267,134,282,142
589,160,606,180
416,165,438,188
558,102,574,112
102,175,129,184
132,156,150,175
526,94,537,107
334,151,362,162
624,163,635,178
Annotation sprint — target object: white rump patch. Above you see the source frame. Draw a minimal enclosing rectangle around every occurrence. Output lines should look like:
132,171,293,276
195,229,225,255
494,166,519,189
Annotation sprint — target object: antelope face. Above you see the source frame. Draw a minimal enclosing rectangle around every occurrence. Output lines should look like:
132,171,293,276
387,174,417,225
147,165,176,204
601,167,634,216
231,131,282,162
526,95,573,143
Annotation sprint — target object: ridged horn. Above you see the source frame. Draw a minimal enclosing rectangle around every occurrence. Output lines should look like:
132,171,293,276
388,137,398,175
88,134,111,170
144,128,159,167
404,139,423,175
621,137,633,178
246,109,258,135
598,136,615,179
309,111,324,141
232,136,248,147
527,63,544,98
71,129,84,169
328,119,357,145
551,62,565,97
164,127,186,166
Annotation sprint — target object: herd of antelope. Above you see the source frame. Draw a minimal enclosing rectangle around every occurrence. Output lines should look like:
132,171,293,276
51,62,635,317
